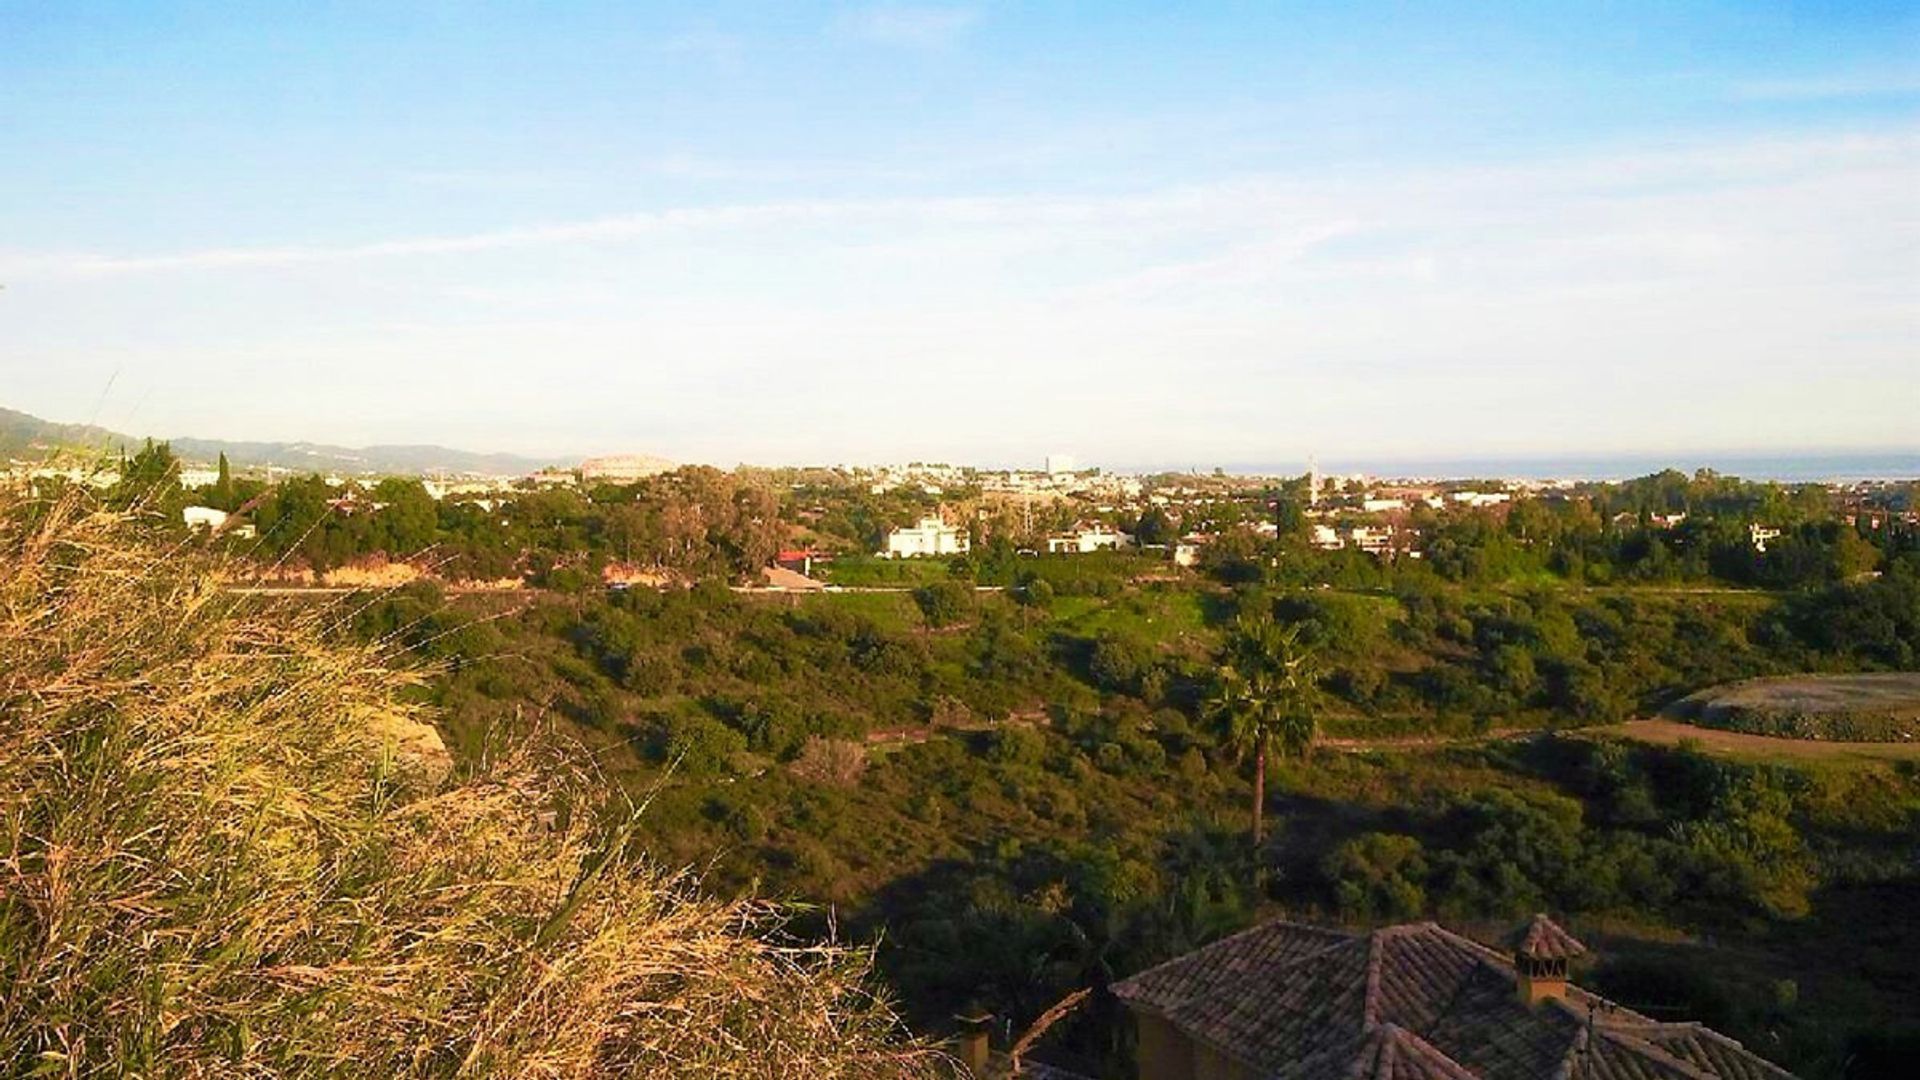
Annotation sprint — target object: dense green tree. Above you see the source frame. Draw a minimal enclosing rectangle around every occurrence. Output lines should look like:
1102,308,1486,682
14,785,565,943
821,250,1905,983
913,580,974,629
1133,507,1175,546
108,439,183,514
1087,634,1152,695
210,451,236,510
252,475,340,569
369,478,439,554
1324,833,1428,921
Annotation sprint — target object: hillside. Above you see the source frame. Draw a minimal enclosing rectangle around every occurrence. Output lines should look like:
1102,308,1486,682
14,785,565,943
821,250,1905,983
0,403,568,475
0,405,129,457
0,492,948,1077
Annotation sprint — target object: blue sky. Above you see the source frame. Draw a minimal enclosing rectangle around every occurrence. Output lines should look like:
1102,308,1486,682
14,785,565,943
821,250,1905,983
2,2,1915,468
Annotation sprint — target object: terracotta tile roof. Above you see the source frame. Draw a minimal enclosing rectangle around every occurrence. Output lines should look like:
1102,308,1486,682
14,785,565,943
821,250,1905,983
1511,914,1588,961
1114,918,1351,1019
1276,1022,1481,1080
1595,1025,1797,1080
1111,919,1795,1080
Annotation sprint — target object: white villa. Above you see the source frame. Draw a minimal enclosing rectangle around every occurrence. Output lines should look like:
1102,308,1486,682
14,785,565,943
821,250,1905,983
182,506,229,531
1449,491,1511,508
1314,522,1400,556
883,517,970,558
1350,525,1397,555
181,505,257,540
1045,525,1131,554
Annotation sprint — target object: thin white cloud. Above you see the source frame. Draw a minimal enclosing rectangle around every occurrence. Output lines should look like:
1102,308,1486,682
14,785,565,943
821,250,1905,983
1732,71,1920,101
2,203,853,277
5,131,1912,285
3,130,1904,288
835,4,978,47
6,128,1916,462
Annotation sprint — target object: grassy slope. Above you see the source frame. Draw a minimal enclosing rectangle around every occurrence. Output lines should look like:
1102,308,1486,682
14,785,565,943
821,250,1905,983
267,569,1915,1075
0,498,949,1078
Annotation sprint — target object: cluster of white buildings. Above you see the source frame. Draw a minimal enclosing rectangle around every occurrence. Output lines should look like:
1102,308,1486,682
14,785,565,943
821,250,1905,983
424,477,516,501
979,470,1144,500
863,465,1524,565
854,463,971,495
880,517,1137,559
1321,488,1510,512
850,458,1146,503
579,454,676,484
2,461,120,490
1449,490,1512,509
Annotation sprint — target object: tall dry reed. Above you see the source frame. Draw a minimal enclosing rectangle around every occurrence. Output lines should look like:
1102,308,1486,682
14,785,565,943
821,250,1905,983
0,494,952,1078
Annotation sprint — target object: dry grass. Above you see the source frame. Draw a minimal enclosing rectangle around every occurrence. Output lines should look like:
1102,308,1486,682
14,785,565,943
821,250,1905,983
788,738,870,787
1671,673,1920,742
1597,719,1920,765
0,494,954,1078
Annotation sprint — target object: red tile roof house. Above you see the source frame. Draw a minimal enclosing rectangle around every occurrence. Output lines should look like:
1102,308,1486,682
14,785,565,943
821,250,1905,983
1108,914,1795,1080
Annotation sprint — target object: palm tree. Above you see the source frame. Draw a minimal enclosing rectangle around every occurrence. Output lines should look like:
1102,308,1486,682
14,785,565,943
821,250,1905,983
1208,613,1321,848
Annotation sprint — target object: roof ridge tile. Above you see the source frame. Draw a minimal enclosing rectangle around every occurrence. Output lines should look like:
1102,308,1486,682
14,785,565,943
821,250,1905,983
1363,933,1386,1029
1636,1021,1802,1080
1591,1023,1720,1080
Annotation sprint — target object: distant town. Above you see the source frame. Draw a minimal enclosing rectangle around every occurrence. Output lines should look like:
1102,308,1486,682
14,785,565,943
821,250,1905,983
7,437,1915,597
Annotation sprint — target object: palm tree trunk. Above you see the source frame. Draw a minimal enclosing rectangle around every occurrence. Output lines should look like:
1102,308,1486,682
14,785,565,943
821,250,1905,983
1251,748,1265,846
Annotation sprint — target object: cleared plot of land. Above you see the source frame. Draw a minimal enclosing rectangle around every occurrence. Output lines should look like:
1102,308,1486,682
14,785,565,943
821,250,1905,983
1603,718,1920,763
1671,672,1920,742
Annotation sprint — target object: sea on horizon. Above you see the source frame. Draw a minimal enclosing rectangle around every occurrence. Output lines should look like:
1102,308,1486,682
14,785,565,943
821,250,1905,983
1165,451,1920,484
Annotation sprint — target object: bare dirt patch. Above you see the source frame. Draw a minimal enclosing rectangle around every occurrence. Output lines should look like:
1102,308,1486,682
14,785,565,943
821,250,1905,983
1670,672,1920,742
1601,718,1920,763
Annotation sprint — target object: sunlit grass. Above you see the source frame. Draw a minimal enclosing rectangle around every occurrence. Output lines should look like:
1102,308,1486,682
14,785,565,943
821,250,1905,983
0,493,951,1078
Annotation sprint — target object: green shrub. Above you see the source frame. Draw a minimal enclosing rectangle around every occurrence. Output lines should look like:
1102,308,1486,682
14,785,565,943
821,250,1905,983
1324,833,1428,921
912,581,973,628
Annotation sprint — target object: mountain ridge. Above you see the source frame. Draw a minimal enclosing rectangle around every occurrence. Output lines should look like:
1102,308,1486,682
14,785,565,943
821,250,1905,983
0,405,573,476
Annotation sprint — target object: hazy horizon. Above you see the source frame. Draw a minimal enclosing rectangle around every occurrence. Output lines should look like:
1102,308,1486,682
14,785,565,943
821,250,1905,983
8,399,1917,484
3,3,1916,464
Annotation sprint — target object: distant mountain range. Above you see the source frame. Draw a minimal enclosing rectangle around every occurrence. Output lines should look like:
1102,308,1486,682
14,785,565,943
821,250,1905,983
0,406,572,477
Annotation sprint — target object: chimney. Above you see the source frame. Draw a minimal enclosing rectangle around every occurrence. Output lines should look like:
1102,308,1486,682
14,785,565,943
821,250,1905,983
953,1006,994,1077
1509,913,1586,1006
